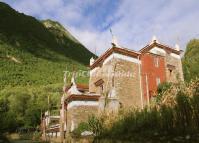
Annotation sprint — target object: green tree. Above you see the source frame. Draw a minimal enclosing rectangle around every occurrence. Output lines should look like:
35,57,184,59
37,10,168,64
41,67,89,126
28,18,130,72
183,39,199,81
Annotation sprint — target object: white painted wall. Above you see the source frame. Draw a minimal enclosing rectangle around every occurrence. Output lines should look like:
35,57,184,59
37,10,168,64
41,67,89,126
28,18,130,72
90,67,100,75
67,101,99,109
149,47,166,55
170,53,181,59
103,53,140,65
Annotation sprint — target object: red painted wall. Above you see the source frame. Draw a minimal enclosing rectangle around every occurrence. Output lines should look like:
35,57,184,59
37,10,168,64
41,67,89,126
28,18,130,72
141,53,166,101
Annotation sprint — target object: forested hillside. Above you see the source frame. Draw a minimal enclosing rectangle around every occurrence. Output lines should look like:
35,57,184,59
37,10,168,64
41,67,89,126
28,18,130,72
0,2,95,89
0,2,94,132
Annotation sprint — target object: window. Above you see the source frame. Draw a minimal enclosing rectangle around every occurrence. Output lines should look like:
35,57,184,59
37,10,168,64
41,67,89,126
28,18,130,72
169,69,172,76
167,64,176,76
156,77,161,86
154,57,159,67
94,79,104,94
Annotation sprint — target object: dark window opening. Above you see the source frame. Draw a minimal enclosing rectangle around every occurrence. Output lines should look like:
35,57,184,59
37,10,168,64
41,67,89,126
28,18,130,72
169,69,172,76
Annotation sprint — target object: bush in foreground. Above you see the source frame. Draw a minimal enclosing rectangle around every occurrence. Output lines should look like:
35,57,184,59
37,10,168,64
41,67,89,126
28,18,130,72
84,79,199,141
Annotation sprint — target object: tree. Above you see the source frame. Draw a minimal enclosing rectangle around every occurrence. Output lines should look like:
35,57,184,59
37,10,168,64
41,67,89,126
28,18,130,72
183,39,199,82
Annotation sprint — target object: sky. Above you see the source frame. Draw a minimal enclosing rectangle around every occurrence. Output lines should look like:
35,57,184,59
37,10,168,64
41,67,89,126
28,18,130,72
1,0,199,55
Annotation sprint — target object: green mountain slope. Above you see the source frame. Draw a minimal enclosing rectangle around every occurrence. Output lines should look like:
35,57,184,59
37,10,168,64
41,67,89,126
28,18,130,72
182,39,199,81
0,2,96,130
0,2,95,90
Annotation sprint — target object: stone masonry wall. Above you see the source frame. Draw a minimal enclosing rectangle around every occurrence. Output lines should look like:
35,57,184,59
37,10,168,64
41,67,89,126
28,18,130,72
165,53,184,83
89,56,142,109
89,60,114,94
114,59,142,108
66,105,98,133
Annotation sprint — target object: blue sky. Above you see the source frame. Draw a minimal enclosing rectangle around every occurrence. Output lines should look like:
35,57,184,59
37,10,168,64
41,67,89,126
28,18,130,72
1,0,199,55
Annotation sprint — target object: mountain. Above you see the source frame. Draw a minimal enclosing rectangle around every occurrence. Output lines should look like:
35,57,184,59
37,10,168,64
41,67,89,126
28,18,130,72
0,2,98,132
42,19,80,43
182,39,199,81
0,2,95,90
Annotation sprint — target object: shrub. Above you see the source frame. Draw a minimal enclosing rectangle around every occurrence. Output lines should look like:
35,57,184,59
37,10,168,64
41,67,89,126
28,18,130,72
89,79,199,140
72,122,90,136
88,115,105,136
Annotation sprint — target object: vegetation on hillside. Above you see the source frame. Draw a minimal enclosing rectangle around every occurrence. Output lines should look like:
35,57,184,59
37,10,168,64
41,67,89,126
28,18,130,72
0,2,95,89
0,2,94,133
183,39,199,82
0,84,61,132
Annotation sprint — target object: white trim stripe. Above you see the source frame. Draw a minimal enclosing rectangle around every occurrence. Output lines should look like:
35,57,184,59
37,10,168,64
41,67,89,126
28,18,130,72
67,101,99,109
150,47,166,54
170,53,181,59
103,53,140,65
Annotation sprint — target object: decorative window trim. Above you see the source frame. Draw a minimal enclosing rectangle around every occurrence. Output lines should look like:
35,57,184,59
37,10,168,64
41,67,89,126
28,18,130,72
167,64,176,70
94,79,104,86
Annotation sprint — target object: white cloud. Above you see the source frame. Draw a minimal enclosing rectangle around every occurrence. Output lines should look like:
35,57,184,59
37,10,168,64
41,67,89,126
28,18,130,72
2,0,199,56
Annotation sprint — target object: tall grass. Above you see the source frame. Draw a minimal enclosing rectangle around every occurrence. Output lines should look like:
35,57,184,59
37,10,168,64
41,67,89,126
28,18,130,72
88,79,199,140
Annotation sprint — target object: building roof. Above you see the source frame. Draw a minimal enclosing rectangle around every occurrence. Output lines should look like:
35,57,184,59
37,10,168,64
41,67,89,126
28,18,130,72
90,40,183,70
65,94,100,103
139,41,183,55
90,46,140,69
46,124,60,132
65,83,89,93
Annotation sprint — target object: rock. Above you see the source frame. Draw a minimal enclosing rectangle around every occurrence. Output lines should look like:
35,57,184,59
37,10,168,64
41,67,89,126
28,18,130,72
160,136,165,140
186,135,190,140
81,131,93,136
154,132,159,136
173,136,183,142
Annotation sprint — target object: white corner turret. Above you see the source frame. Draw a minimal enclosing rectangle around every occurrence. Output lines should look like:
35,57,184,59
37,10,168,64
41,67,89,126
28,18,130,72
71,73,76,86
111,35,119,47
110,29,120,47
151,35,158,44
67,73,82,95
175,44,180,51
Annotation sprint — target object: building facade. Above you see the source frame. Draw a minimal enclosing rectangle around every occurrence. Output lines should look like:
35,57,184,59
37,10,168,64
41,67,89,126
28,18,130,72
89,37,183,108
41,37,184,141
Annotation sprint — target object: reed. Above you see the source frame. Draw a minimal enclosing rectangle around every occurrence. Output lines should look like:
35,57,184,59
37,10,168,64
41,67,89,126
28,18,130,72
87,79,199,140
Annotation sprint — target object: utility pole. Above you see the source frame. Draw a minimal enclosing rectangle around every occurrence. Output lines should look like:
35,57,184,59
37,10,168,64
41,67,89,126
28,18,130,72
47,95,50,142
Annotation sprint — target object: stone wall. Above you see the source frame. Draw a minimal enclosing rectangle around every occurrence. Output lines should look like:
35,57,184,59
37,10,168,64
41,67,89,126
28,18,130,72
66,105,98,133
89,55,142,109
114,59,142,108
165,53,184,83
89,60,113,94
98,96,120,113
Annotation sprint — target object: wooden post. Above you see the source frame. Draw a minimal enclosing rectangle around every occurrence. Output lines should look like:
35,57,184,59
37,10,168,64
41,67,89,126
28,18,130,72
60,95,66,143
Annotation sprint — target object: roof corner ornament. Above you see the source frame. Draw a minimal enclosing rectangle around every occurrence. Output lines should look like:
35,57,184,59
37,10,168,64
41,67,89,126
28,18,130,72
110,29,119,47
151,35,158,44
71,72,77,87
175,44,180,51
67,72,82,95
